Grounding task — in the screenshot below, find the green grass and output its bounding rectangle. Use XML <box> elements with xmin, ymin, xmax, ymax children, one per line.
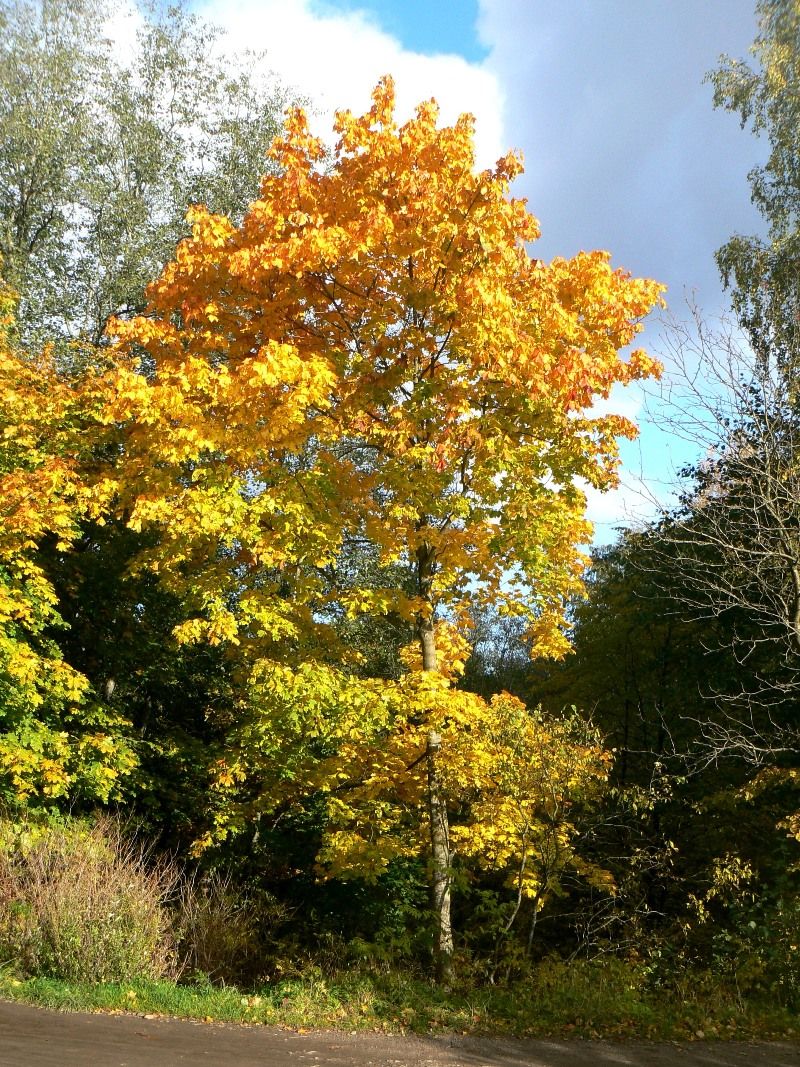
<box><xmin>0</xmin><ymin>960</ymin><xmax>797</xmax><ymax>1041</ymax></box>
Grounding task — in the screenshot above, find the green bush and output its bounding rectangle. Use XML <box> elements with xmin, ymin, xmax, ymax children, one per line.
<box><xmin>0</xmin><ymin>816</ymin><xmax>177</xmax><ymax>982</ymax></box>
<box><xmin>710</xmin><ymin>892</ymin><xmax>800</xmax><ymax>1007</ymax></box>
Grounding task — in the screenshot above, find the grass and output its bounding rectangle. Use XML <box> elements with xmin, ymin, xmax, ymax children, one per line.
<box><xmin>0</xmin><ymin>960</ymin><xmax>797</xmax><ymax>1042</ymax></box>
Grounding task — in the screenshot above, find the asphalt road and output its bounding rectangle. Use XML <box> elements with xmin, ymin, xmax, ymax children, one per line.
<box><xmin>1</xmin><ymin>1000</ymin><xmax>799</xmax><ymax>1067</ymax></box>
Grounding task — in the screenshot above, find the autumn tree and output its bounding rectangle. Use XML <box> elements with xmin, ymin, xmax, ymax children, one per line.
<box><xmin>0</xmin><ymin>0</ymin><xmax>301</xmax><ymax>834</ymax></box>
<box><xmin>0</xmin><ymin>279</ymin><xmax>136</xmax><ymax>804</ymax></box>
<box><xmin>102</xmin><ymin>79</ymin><xmax>663</xmax><ymax>980</ymax></box>
<box><xmin>203</xmin><ymin>657</ymin><xmax>613</xmax><ymax>970</ymax></box>
<box><xmin>0</xmin><ymin>279</ymin><xmax>238</xmax><ymax>832</ymax></box>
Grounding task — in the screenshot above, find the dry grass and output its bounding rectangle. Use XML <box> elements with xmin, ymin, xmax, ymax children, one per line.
<box><xmin>174</xmin><ymin>870</ymin><xmax>263</xmax><ymax>983</ymax></box>
<box><xmin>0</xmin><ymin>816</ymin><xmax>178</xmax><ymax>982</ymax></box>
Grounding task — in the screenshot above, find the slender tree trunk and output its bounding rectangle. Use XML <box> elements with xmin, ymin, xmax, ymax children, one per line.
<box><xmin>527</xmin><ymin>899</ymin><xmax>541</xmax><ymax>956</ymax></box>
<box><xmin>417</xmin><ymin>545</ymin><xmax>454</xmax><ymax>984</ymax></box>
<box><xmin>426</xmin><ymin>724</ymin><xmax>454</xmax><ymax>983</ymax></box>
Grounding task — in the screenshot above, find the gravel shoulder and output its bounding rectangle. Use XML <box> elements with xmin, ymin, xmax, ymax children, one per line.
<box><xmin>1</xmin><ymin>999</ymin><xmax>799</xmax><ymax>1067</ymax></box>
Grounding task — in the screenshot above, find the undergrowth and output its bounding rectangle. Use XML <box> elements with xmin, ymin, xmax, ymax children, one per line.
<box><xmin>0</xmin><ymin>815</ymin><xmax>796</xmax><ymax>1042</ymax></box>
<box><xmin>0</xmin><ymin>958</ymin><xmax>796</xmax><ymax>1042</ymax></box>
<box><xmin>0</xmin><ymin>816</ymin><xmax>177</xmax><ymax>982</ymax></box>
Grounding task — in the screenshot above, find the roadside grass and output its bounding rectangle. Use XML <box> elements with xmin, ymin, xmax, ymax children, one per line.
<box><xmin>0</xmin><ymin>961</ymin><xmax>796</xmax><ymax>1041</ymax></box>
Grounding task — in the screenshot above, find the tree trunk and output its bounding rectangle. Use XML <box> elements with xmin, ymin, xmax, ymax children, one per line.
<box><xmin>426</xmin><ymin>725</ymin><xmax>454</xmax><ymax>984</ymax></box>
<box><xmin>416</xmin><ymin>544</ymin><xmax>454</xmax><ymax>984</ymax></box>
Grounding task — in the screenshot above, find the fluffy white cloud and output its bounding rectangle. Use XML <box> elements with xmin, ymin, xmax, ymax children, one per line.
<box><xmin>195</xmin><ymin>0</ymin><xmax>506</xmax><ymax>168</ymax></box>
<box><xmin>475</xmin><ymin>0</ymin><xmax>768</xmax><ymax>533</ymax></box>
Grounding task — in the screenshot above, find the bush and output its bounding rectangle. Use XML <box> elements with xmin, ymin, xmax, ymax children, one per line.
<box><xmin>173</xmin><ymin>871</ymin><xmax>281</xmax><ymax>984</ymax></box>
<box><xmin>0</xmin><ymin>816</ymin><xmax>177</xmax><ymax>982</ymax></box>
<box><xmin>710</xmin><ymin>892</ymin><xmax>800</xmax><ymax>1007</ymax></box>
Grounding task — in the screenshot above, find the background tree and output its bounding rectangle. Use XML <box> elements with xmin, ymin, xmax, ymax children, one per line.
<box><xmin>534</xmin><ymin>534</ymin><xmax>704</xmax><ymax>786</ymax></box>
<box><xmin>562</xmin><ymin>4</ymin><xmax>800</xmax><ymax>963</ymax></box>
<box><xmin>0</xmin><ymin>279</ymin><xmax>136</xmax><ymax>804</ymax></box>
<box><xmin>636</xmin><ymin>1</ymin><xmax>800</xmax><ymax>770</ymax></box>
<box><xmin>530</xmin><ymin>527</ymin><xmax>792</xmax><ymax>963</ymax></box>
<box><xmin>0</xmin><ymin>0</ymin><xmax>293</xmax><ymax>346</ymax></box>
<box><xmin>0</xmin><ymin>0</ymin><xmax>296</xmax><ymax>836</ymax></box>
<box><xmin>650</xmin><ymin>314</ymin><xmax>800</xmax><ymax>761</ymax></box>
<box><xmin>710</xmin><ymin>0</ymin><xmax>800</xmax><ymax>375</ymax></box>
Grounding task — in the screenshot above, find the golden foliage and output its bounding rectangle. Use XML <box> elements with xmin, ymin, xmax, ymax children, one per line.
<box><xmin>1</xmin><ymin>79</ymin><xmax>662</xmax><ymax>874</ymax></box>
<box><xmin>101</xmin><ymin>76</ymin><xmax>663</xmax><ymax>659</ymax></box>
<box><xmin>94</xmin><ymin>79</ymin><xmax>661</xmax><ymax>896</ymax></box>
<box><xmin>203</xmin><ymin>651</ymin><xmax>611</xmax><ymax>906</ymax></box>
<box><xmin>0</xmin><ymin>279</ymin><xmax>135</xmax><ymax>803</ymax></box>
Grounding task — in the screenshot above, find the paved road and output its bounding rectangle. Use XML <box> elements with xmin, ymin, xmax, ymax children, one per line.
<box><xmin>1</xmin><ymin>1000</ymin><xmax>798</xmax><ymax>1067</ymax></box>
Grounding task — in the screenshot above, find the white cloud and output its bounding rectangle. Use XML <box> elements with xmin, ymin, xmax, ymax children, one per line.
<box><xmin>582</xmin><ymin>476</ymin><xmax>664</xmax><ymax>545</ymax></box>
<box><xmin>475</xmin><ymin>0</ymin><xmax>763</xmax><ymax>304</ymax></box>
<box><xmin>474</xmin><ymin>0</ymin><xmax>765</xmax><ymax>538</ymax></box>
<box><xmin>195</xmin><ymin>0</ymin><xmax>506</xmax><ymax>169</ymax></box>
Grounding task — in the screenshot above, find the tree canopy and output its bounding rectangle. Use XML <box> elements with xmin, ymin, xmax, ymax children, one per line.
<box><xmin>710</xmin><ymin>0</ymin><xmax>800</xmax><ymax>373</ymax></box>
<box><xmin>0</xmin><ymin>0</ymin><xmax>292</xmax><ymax>346</ymax></box>
<box><xmin>0</xmin><ymin>8</ymin><xmax>675</xmax><ymax>981</ymax></box>
<box><xmin>97</xmin><ymin>77</ymin><xmax>662</xmax><ymax>978</ymax></box>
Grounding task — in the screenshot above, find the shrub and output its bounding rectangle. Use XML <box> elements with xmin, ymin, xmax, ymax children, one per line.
<box><xmin>0</xmin><ymin>815</ymin><xmax>177</xmax><ymax>982</ymax></box>
<box><xmin>710</xmin><ymin>892</ymin><xmax>800</xmax><ymax>1007</ymax></box>
<box><xmin>173</xmin><ymin>870</ymin><xmax>266</xmax><ymax>984</ymax></box>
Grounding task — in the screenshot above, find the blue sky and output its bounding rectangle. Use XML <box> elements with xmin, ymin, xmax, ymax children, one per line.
<box><xmin>192</xmin><ymin>0</ymin><xmax>766</xmax><ymax>538</ymax></box>
<box><xmin>312</xmin><ymin>0</ymin><xmax>488</xmax><ymax>61</ymax></box>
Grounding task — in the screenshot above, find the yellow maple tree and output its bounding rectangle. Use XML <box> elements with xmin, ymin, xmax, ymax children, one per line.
<box><xmin>0</xmin><ymin>280</ymin><xmax>135</xmax><ymax>803</ymax></box>
<box><xmin>102</xmin><ymin>78</ymin><xmax>663</xmax><ymax>979</ymax></box>
<box><xmin>200</xmin><ymin>637</ymin><xmax>612</xmax><ymax>977</ymax></box>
